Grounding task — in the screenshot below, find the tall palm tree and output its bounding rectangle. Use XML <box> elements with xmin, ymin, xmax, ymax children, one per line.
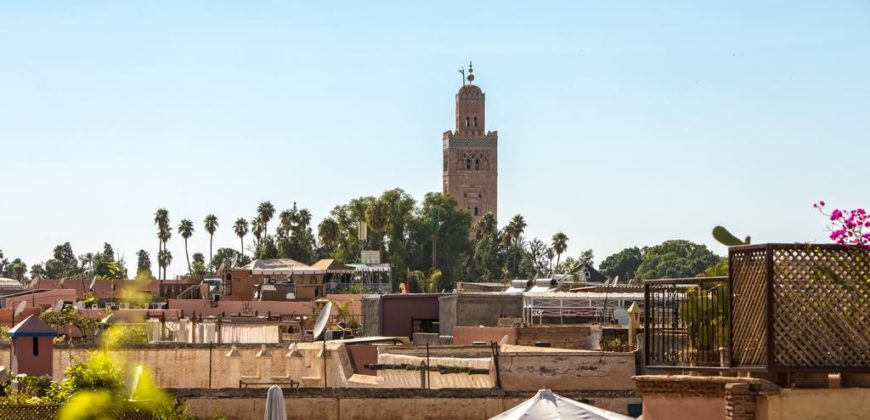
<box><xmin>551</xmin><ymin>232</ymin><xmax>569</xmax><ymax>273</ymax></box>
<box><xmin>203</xmin><ymin>214</ymin><xmax>218</xmax><ymax>265</ymax></box>
<box><xmin>251</xmin><ymin>216</ymin><xmax>264</xmax><ymax>247</ymax></box>
<box><xmin>178</xmin><ymin>219</ymin><xmax>194</xmax><ymax>274</ymax></box>
<box><xmin>507</xmin><ymin>215</ymin><xmax>527</xmax><ymax>245</ymax></box>
<box><xmin>158</xmin><ymin>228</ymin><xmax>171</xmax><ymax>279</ymax></box>
<box><xmin>297</xmin><ymin>208</ymin><xmax>312</xmax><ymax>228</ymax></box>
<box><xmin>278</xmin><ymin>209</ymin><xmax>295</xmax><ymax>236</ymax></box>
<box><xmin>158</xmin><ymin>250</ymin><xmax>173</xmax><ymax>280</ymax></box>
<box><xmin>257</xmin><ymin>201</ymin><xmax>276</xmax><ymax>235</ymax></box>
<box><xmin>233</xmin><ymin>218</ymin><xmax>249</xmax><ymax>256</ymax></box>
<box><xmin>318</xmin><ymin>218</ymin><xmax>339</xmax><ymax>252</ymax></box>
<box><xmin>154</xmin><ymin>208</ymin><xmax>169</xmax><ymax>279</ymax></box>
<box><xmin>365</xmin><ymin>199</ymin><xmax>390</xmax><ymax>253</ymax></box>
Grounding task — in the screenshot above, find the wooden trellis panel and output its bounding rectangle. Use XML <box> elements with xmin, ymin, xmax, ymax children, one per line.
<box><xmin>729</xmin><ymin>247</ymin><xmax>768</xmax><ymax>368</ymax></box>
<box><xmin>730</xmin><ymin>244</ymin><xmax>870</xmax><ymax>372</ymax></box>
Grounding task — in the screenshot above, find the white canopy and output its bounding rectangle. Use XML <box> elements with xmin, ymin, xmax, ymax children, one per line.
<box><xmin>490</xmin><ymin>389</ymin><xmax>634</xmax><ymax>420</ymax></box>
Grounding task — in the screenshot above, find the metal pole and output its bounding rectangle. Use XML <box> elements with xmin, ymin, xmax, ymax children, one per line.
<box><xmin>426</xmin><ymin>342</ymin><xmax>431</xmax><ymax>389</ymax></box>
<box><xmin>432</xmin><ymin>234</ymin><xmax>437</xmax><ymax>270</ymax></box>
<box><xmin>208</xmin><ymin>341</ymin><xmax>213</xmax><ymax>388</ymax></box>
<box><xmin>323</xmin><ymin>338</ymin><xmax>328</xmax><ymax>389</ymax></box>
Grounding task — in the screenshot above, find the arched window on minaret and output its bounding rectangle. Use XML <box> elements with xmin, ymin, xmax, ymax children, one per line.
<box><xmin>465</xmin><ymin>158</ymin><xmax>472</xmax><ymax>170</ymax></box>
<box><xmin>473</xmin><ymin>116</ymin><xmax>478</xmax><ymax>127</ymax></box>
<box><xmin>465</xmin><ymin>117</ymin><xmax>470</xmax><ymax>127</ymax></box>
<box><xmin>474</xmin><ymin>159</ymin><xmax>480</xmax><ymax>170</ymax></box>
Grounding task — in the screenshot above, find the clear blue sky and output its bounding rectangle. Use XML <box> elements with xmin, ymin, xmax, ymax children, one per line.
<box><xmin>2</xmin><ymin>1</ymin><xmax>869</xmax><ymax>277</ymax></box>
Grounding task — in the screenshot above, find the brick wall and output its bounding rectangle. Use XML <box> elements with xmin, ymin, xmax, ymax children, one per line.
<box><xmin>516</xmin><ymin>325</ymin><xmax>590</xmax><ymax>349</ymax></box>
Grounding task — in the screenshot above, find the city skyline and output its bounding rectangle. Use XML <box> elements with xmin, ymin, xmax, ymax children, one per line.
<box><xmin>2</xmin><ymin>1</ymin><xmax>869</xmax><ymax>277</ymax></box>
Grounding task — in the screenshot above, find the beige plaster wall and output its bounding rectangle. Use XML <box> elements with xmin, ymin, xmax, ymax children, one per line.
<box><xmin>498</xmin><ymin>347</ymin><xmax>636</xmax><ymax>391</ymax></box>
<box><xmin>757</xmin><ymin>388</ymin><xmax>870</xmax><ymax>420</ymax></box>
<box><xmin>183</xmin><ymin>394</ymin><xmax>638</xmax><ymax>420</ymax></box>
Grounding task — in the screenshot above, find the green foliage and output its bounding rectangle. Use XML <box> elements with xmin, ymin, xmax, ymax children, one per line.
<box><xmin>599</xmin><ymin>247</ymin><xmax>643</xmax><ymax>282</ymax></box>
<box><xmin>678</xmin><ymin>284</ymin><xmax>730</xmax><ymax>350</ymax></box>
<box><xmin>635</xmin><ymin>240</ymin><xmax>722</xmax><ymax>280</ymax></box>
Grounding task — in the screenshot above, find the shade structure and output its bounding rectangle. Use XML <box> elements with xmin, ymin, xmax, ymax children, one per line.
<box><xmin>264</xmin><ymin>385</ymin><xmax>287</xmax><ymax>420</ymax></box>
<box><xmin>490</xmin><ymin>389</ymin><xmax>634</xmax><ymax>420</ymax></box>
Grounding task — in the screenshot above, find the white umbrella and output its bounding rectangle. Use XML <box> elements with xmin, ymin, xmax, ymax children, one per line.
<box><xmin>264</xmin><ymin>385</ymin><xmax>287</xmax><ymax>420</ymax></box>
<box><xmin>490</xmin><ymin>389</ymin><xmax>634</xmax><ymax>420</ymax></box>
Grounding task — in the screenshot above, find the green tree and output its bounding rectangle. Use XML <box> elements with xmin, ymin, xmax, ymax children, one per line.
<box><xmin>551</xmin><ymin>232</ymin><xmax>569</xmax><ymax>271</ymax></box>
<box><xmin>30</xmin><ymin>263</ymin><xmax>47</xmax><ymax>279</ymax></box>
<box><xmin>635</xmin><ymin>240</ymin><xmax>722</xmax><ymax>280</ymax></box>
<box><xmin>365</xmin><ymin>198</ymin><xmax>390</xmax><ymax>254</ymax></box>
<box><xmin>178</xmin><ymin>219</ymin><xmax>194</xmax><ymax>274</ymax></box>
<box><xmin>468</xmin><ymin>213</ymin><xmax>502</xmax><ymax>282</ymax></box>
<box><xmin>409</xmin><ymin>192</ymin><xmax>472</xmax><ymax>291</ymax></box>
<box><xmin>191</xmin><ymin>253</ymin><xmax>208</xmax><ymax>277</ymax></box>
<box><xmin>212</xmin><ymin>248</ymin><xmax>250</xmax><ymax>270</ymax></box>
<box><xmin>257</xmin><ymin>201</ymin><xmax>276</xmax><ymax>235</ymax></box>
<box><xmin>154</xmin><ymin>208</ymin><xmax>170</xmax><ymax>280</ymax></box>
<box><xmin>251</xmin><ymin>216</ymin><xmax>265</xmax><ymax>248</ymax></box>
<box><xmin>157</xmin><ymin>250</ymin><xmax>173</xmax><ymax>280</ymax></box>
<box><xmin>9</xmin><ymin>258</ymin><xmax>27</xmax><ymax>282</ymax></box>
<box><xmin>233</xmin><ymin>218</ymin><xmax>249</xmax><ymax>257</ymax></box>
<box><xmin>136</xmin><ymin>250</ymin><xmax>151</xmax><ymax>272</ymax></box>
<box><xmin>599</xmin><ymin>247</ymin><xmax>643</xmax><ymax>282</ymax></box>
<box><xmin>203</xmin><ymin>214</ymin><xmax>219</xmax><ymax>265</ymax></box>
<box><xmin>318</xmin><ymin>217</ymin><xmax>339</xmax><ymax>254</ymax></box>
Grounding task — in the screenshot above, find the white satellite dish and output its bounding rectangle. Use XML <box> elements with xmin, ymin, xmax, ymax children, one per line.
<box><xmin>313</xmin><ymin>301</ymin><xmax>333</xmax><ymax>341</ymax></box>
<box><xmin>44</xmin><ymin>307</ymin><xmax>53</xmax><ymax>314</ymax></box>
<box><xmin>58</xmin><ymin>278</ymin><xmax>65</xmax><ymax>288</ymax></box>
<box><xmin>498</xmin><ymin>334</ymin><xmax>510</xmax><ymax>346</ymax></box>
<box><xmin>89</xmin><ymin>276</ymin><xmax>97</xmax><ymax>291</ymax></box>
<box><xmin>613</xmin><ymin>308</ymin><xmax>630</xmax><ymax>326</ymax></box>
<box><xmin>14</xmin><ymin>301</ymin><xmax>27</xmax><ymax>317</ymax></box>
<box><xmin>54</xmin><ymin>300</ymin><xmax>65</xmax><ymax>312</ymax></box>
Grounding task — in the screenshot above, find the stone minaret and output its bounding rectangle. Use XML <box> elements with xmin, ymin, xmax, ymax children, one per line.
<box><xmin>442</xmin><ymin>62</ymin><xmax>498</xmax><ymax>223</ymax></box>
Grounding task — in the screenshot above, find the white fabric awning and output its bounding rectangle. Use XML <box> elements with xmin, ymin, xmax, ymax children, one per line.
<box><xmin>490</xmin><ymin>389</ymin><xmax>634</xmax><ymax>420</ymax></box>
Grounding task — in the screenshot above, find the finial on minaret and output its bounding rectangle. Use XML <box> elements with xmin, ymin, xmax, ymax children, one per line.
<box><xmin>467</xmin><ymin>61</ymin><xmax>475</xmax><ymax>83</ymax></box>
<box><xmin>458</xmin><ymin>66</ymin><xmax>466</xmax><ymax>86</ymax></box>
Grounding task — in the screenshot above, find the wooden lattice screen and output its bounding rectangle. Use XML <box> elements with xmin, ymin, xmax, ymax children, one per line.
<box><xmin>729</xmin><ymin>244</ymin><xmax>870</xmax><ymax>372</ymax></box>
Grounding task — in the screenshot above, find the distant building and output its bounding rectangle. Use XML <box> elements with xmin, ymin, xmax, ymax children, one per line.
<box><xmin>442</xmin><ymin>62</ymin><xmax>498</xmax><ymax>222</ymax></box>
<box><xmin>227</xmin><ymin>259</ymin><xmax>325</xmax><ymax>301</ymax></box>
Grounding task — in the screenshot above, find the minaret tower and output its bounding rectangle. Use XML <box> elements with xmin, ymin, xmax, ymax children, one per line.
<box><xmin>442</xmin><ymin>62</ymin><xmax>498</xmax><ymax>223</ymax></box>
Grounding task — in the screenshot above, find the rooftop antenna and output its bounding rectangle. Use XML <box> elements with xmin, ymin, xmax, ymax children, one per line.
<box><xmin>312</xmin><ymin>300</ymin><xmax>333</xmax><ymax>389</ymax></box>
<box><xmin>458</xmin><ymin>66</ymin><xmax>466</xmax><ymax>86</ymax></box>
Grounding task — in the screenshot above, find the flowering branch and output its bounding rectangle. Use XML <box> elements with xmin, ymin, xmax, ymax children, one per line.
<box><xmin>814</xmin><ymin>201</ymin><xmax>870</xmax><ymax>249</ymax></box>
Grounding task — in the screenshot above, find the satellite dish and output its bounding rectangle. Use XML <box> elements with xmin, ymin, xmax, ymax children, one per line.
<box><xmin>313</xmin><ymin>301</ymin><xmax>333</xmax><ymax>341</ymax></box>
<box><xmin>14</xmin><ymin>301</ymin><xmax>27</xmax><ymax>317</ymax></box>
<box><xmin>89</xmin><ymin>276</ymin><xmax>97</xmax><ymax>291</ymax></box>
<box><xmin>44</xmin><ymin>307</ymin><xmax>53</xmax><ymax>314</ymax></box>
<box><xmin>58</xmin><ymin>278</ymin><xmax>65</xmax><ymax>288</ymax></box>
<box><xmin>498</xmin><ymin>335</ymin><xmax>509</xmax><ymax>346</ymax></box>
<box><xmin>613</xmin><ymin>308</ymin><xmax>630</xmax><ymax>326</ymax></box>
<box><xmin>54</xmin><ymin>300</ymin><xmax>65</xmax><ymax>312</ymax></box>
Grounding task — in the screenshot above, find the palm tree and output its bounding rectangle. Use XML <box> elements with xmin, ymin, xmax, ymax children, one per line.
<box><xmin>178</xmin><ymin>219</ymin><xmax>194</xmax><ymax>274</ymax></box>
<box><xmin>365</xmin><ymin>199</ymin><xmax>390</xmax><ymax>253</ymax></box>
<box><xmin>233</xmin><ymin>218</ymin><xmax>249</xmax><ymax>256</ymax></box>
<box><xmin>297</xmin><ymin>208</ymin><xmax>312</xmax><ymax>228</ymax></box>
<box><xmin>507</xmin><ymin>215</ymin><xmax>527</xmax><ymax>245</ymax></box>
<box><xmin>203</xmin><ymin>214</ymin><xmax>219</xmax><ymax>265</ymax></box>
<box><xmin>158</xmin><ymin>250</ymin><xmax>173</xmax><ymax>280</ymax></box>
<box><xmin>278</xmin><ymin>209</ymin><xmax>296</xmax><ymax>236</ymax></box>
<box><xmin>318</xmin><ymin>218</ymin><xmax>339</xmax><ymax>252</ymax></box>
<box><xmin>154</xmin><ymin>208</ymin><xmax>169</xmax><ymax>279</ymax></box>
<box><xmin>257</xmin><ymin>201</ymin><xmax>276</xmax><ymax>235</ymax></box>
<box><xmin>158</xmin><ymin>228</ymin><xmax>171</xmax><ymax>280</ymax></box>
<box><xmin>251</xmin><ymin>216</ymin><xmax>264</xmax><ymax>247</ymax></box>
<box><xmin>551</xmin><ymin>232</ymin><xmax>569</xmax><ymax>272</ymax></box>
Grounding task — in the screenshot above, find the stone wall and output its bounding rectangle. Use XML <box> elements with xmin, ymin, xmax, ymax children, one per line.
<box><xmin>438</xmin><ymin>293</ymin><xmax>522</xmax><ymax>336</ymax></box>
<box><xmin>498</xmin><ymin>346</ymin><xmax>636</xmax><ymax>392</ymax></box>
<box><xmin>515</xmin><ymin>325</ymin><xmax>591</xmax><ymax>349</ymax></box>
<box><xmin>633</xmin><ymin>375</ymin><xmax>773</xmax><ymax>420</ymax></box>
<box><xmin>756</xmin><ymin>387</ymin><xmax>870</xmax><ymax>420</ymax></box>
<box><xmin>174</xmin><ymin>388</ymin><xmax>639</xmax><ymax>419</ymax></box>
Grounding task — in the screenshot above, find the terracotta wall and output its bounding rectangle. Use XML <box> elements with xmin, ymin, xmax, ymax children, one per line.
<box><xmin>380</xmin><ymin>295</ymin><xmax>441</xmax><ymax>338</ymax></box>
<box><xmin>167</xmin><ymin>299</ymin><xmax>314</xmax><ymax>317</ymax></box>
<box><xmin>453</xmin><ymin>326</ymin><xmax>517</xmax><ymax>345</ymax></box>
<box><xmin>757</xmin><ymin>388</ymin><xmax>870</xmax><ymax>420</ymax></box>
<box><xmin>11</xmin><ymin>336</ymin><xmax>54</xmax><ymax>377</ymax></box>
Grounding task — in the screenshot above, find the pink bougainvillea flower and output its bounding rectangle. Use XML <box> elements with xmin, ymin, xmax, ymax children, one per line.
<box><xmin>830</xmin><ymin>209</ymin><xmax>843</xmax><ymax>220</ymax></box>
